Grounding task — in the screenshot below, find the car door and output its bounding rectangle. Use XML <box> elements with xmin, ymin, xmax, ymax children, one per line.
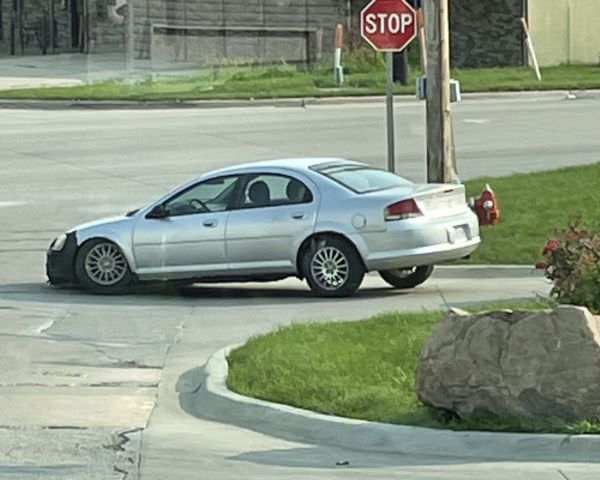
<box><xmin>132</xmin><ymin>175</ymin><xmax>241</xmax><ymax>279</ymax></box>
<box><xmin>226</xmin><ymin>173</ymin><xmax>318</xmax><ymax>273</ymax></box>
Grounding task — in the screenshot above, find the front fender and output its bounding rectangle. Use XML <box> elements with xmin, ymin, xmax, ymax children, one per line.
<box><xmin>75</xmin><ymin>227</ymin><xmax>137</xmax><ymax>272</ymax></box>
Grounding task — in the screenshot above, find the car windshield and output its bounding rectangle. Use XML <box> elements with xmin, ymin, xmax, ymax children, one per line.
<box><xmin>312</xmin><ymin>164</ymin><xmax>413</xmax><ymax>193</ymax></box>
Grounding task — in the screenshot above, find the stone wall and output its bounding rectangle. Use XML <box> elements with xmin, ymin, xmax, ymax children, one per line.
<box><xmin>0</xmin><ymin>0</ymin><xmax>71</xmax><ymax>55</ymax></box>
<box><xmin>88</xmin><ymin>0</ymin><xmax>126</xmax><ymax>53</ymax></box>
<box><xmin>450</xmin><ymin>0</ymin><xmax>524</xmax><ymax>68</ymax></box>
<box><xmin>351</xmin><ymin>0</ymin><xmax>525</xmax><ymax>68</ymax></box>
<box><xmin>0</xmin><ymin>0</ymin><xmax>125</xmax><ymax>56</ymax></box>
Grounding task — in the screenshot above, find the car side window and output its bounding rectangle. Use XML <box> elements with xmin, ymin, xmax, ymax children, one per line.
<box><xmin>241</xmin><ymin>174</ymin><xmax>313</xmax><ymax>209</ymax></box>
<box><xmin>164</xmin><ymin>176</ymin><xmax>239</xmax><ymax>217</ymax></box>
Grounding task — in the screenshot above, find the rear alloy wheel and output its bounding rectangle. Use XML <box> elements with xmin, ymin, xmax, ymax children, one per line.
<box><xmin>379</xmin><ymin>265</ymin><xmax>434</xmax><ymax>289</ymax></box>
<box><xmin>303</xmin><ymin>237</ymin><xmax>364</xmax><ymax>297</ymax></box>
<box><xmin>75</xmin><ymin>239</ymin><xmax>133</xmax><ymax>294</ymax></box>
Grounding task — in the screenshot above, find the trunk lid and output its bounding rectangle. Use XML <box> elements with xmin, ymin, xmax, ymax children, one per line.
<box><xmin>413</xmin><ymin>184</ymin><xmax>468</xmax><ymax>218</ymax></box>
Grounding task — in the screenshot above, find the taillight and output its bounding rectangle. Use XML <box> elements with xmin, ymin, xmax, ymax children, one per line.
<box><xmin>384</xmin><ymin>199</ymin><xmax>423</xmax><ymax>221</ymax></box>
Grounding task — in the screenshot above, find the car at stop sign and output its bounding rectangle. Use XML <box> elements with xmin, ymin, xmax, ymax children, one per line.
<box><xmin>46</xmin><ymin>158</ymin><xmax>479</xmax><ymax>297</ymax></box>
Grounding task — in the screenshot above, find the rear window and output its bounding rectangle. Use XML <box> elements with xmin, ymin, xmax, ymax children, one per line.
<box><xmin>312</xmin><ymin>164</ymin><xmax>412</xmax><ymax>193</ymax></box>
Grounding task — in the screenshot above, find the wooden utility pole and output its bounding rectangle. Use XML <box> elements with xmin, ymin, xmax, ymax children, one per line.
<box><xmin>424</xmin><ymin>0</ymin><xmax>456</xmax><ymax>183</ymax></box>
<box><xmin>49</xmin><ymin>0</ymin><xmax>56</xmax><ymax>54</ymax></box>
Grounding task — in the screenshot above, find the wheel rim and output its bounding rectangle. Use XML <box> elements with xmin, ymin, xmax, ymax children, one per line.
<box><xmin>84</xmin><ymin>243</ymin><xmax>128</xmax><ymax>286</ymax></box>
<box><xmin>310</xmin><ymin>246</ymin><xmax>350</xmax><ymax>291</ymax></box>
<box><xmin>389</xmin><ymin>267</ymin><xmax>417</xmax><ymax>279</ymax></box>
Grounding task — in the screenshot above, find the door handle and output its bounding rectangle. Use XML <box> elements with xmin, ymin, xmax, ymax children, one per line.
<box><xmin>203</xmin><ymin>219</ymin><xmax>217</xmax><ymax>228</ymax></box>
<box><xmin>292</xmin><ymin>212</ymin><xmax>306</xmax><ymax>220</ymax></box>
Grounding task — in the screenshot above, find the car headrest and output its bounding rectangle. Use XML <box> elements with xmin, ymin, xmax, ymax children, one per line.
<box><xmin>249</xmin><ymin>181</ymin><xmax>270</xmax><ymax>206</ymax></box>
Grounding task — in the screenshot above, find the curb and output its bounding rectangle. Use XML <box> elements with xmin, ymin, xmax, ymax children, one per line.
<box><xmin>1</xmin><ymin>89</ymin><xmax>598</xmax><ymax>110</ymax></box>
<box><xmin>181</xmin><ymin>346</ymin><xmax>600</xmax><ymax>462</ymax></box>
<box><xmin>433</xmin><ymin>265</ymin><xmax>546</xmax><ymax>279</ymax></box>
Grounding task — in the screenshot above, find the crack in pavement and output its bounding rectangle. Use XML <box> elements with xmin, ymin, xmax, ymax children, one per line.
<box><xmin>104</xmin><ymin>427</ymin><xmax>143</xmax><ymax>480</ymax></box>
<box><xmin>103</xmin><ymin>428</ymin><xmax>143</xmax><ymax>452</ymax></box>
<box><xmin>0</xmin><ymin>381</ymin><xmax>159</xmax><ymax>388</ymax></box>
<box><xmin>0</xmin><ymin>302</ymin><xmax>188</xmax><ymax>479</ymax></box>
<box><xmin>41</xmin><ymin>359</ymin><xmax>162</xmax><ymax>370</ymax></box>
<box><xmin>557</xmin><ymin>469</ymin><xmax>571</xmax><ymax>480</ymax></box>
<box><xmin>114</xmin><ymin>464</ymin><xmax>130</xmax><ymax>480</ymax></box>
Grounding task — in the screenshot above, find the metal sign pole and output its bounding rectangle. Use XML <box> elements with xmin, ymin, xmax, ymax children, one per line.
<box><xmin>360</xmin><ymin>0</ymin><xmax>416</xmax><ymax>175</ymax></box>
<box><xmin>386</xmin><ymin>51</ymin><xmax>396</xmax><ymax>173</ymax></box>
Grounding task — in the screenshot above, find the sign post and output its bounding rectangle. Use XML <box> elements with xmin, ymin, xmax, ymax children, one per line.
<box><xmin>361</xmin><ymin>0</ymin><xmax>417</xmax><ymax>173</ymax></box>
<box><xmin>385</xmin><ymin>52</ymin><xmax>395</xmax><ymax>172</ymax></box>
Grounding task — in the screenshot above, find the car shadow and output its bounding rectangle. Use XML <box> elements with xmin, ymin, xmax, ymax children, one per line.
<box><xmin>227</xmin><ymin>446</ymin><xmax>482</xmax><ymax>469</ymax></box>
<box><xmin>0</xmin><ymin>281</ymin><xmax>407</xmax><ymax>308</ymax></box>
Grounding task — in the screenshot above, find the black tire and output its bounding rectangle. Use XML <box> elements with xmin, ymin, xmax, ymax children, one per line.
<box><xmin>75</xmin><ymin>239</ymin><xmax>133</xmax><ymax>294</ymax></box>
<box><xmin>379</xmin><ymin>265</ymin><xmax>434</xmax><ymax>289</ymax></box>
<box><xmin>302</xmin><ymin>236</ymin><xmax>365</xmax><ymax>297</ymax></box>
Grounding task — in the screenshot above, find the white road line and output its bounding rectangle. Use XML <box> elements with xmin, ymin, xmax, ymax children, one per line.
<box><xmin>463</xmin><ymin>118</ymin><xmax>490</xmax><ymax>124</ymax></box>
<box><xmin>0</xmin><ymin>201</ymin><xmax>26</xmax><ymax>208</ymax></box>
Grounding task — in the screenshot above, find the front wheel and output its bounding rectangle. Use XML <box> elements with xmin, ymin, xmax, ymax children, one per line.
<box><xmin>379</xmin><ymin>265</ymin><xmax>434</xmax><ymax>289</ymax></box>
<box><xmin>75</xmin><ymin>239</ymin><xmax>133</xmax><ymax>294</ymax></box>
<box><xmin>303</xmin><ymin>237</ymin><xmax>364</xmax><ymax>297</ymax></box>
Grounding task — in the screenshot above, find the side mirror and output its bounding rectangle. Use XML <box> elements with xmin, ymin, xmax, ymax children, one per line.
<box><xmin>146</xmin><ymin>204</ymin><xmax>169</xmax><ymax>219</ymax></box>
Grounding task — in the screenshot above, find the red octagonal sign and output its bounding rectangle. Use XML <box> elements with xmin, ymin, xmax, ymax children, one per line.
<box><xmin>361</xmin><ymin>0</ymin><xmax>417</xmax><ymax>52</ymax></box>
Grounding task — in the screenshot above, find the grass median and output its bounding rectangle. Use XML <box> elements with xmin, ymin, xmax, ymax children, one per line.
<box><xmin>463</xmin><ymin>162</ymin><xmax>600</xmax><ymax>265</ymax></box>
<box><xmin>0</xmin><ymin>53</ymin><xmax>598</xmax><ymax>101</ymax></box>
<box><xmin>226</xmin><ymin>299</ymin><xmax>600</xmax><ymax>434</ymax></box>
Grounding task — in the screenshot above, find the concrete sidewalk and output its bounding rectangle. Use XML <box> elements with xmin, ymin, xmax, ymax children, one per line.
<box><xmin>0</xmin><ymin>51</ymin><xmax>201</xmax><ymax>89</ymax></box>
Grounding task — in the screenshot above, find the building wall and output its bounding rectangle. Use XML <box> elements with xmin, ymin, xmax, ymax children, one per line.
<box><xmin>130</xmin><ymin>0</ymin><xmax>344</xmax><ymax>63</ymax></box>
<box><xmin>88</xmin><ymin>0</ymin><xmax>126</xmax><ymax>53</ymax></box>
<box><xmin>529</xmin><ymin>0</ymin><xmax>600</xmax><ymax>66</ymax></box>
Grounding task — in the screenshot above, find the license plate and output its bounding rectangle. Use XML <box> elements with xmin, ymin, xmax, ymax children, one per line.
<box><xmin>447</xmin><ymin>224</ymin><xmax>469</xmax><ymax>244</ymax></box>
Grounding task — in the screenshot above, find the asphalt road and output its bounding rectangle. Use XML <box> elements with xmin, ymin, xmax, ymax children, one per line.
<box><xmin>0</xmin><ymin>96</ymin><xmax>598</xmax><ymax>479</ymax></box>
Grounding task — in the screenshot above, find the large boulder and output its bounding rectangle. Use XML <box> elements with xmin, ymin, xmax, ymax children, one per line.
<box><xmin>416</xmin><ymin>306</ymin><xmax>600</xmax><ymax>420</ymax></box>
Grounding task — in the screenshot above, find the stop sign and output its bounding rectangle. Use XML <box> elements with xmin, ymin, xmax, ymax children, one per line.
<box><xmin>361</xmin><ymin>0</ymin><xmax>417</xmax><ymax>51</ymax></box>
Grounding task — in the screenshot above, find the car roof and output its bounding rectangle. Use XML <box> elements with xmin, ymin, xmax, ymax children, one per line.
<box><xmin>206</xmin><ymin>158</ymin><xmax>364</xmax><ymax>177</ymax></box>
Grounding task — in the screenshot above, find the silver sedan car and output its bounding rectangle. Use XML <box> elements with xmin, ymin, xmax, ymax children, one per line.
<box><xmin>46</xmin><ymin>158</ymin><xmax>480</xmax><ymax>297</ymax></box>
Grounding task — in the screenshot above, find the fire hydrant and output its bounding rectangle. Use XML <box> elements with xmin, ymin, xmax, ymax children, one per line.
<box><xmin>469</xmin><ymin>184</ymin><xmax>500</xmax><ymax>226</ymax></box>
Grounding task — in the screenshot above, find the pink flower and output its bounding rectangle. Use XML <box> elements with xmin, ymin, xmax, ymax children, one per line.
<box><xmin>542</xmin><ymin>239</ymin><xmax>560</xmax><ymax>256</ymax></box>
<box><xmin>535</xmin><ymin>260</ymin><xmax>548</xmax><ymax>270</ymax></box>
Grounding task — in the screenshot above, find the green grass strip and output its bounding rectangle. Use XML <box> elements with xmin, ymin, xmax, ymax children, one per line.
<box><xmin>463</xmin><ymin>163</ymin><xmax>600</xmax><ymax>265</ymax></box>
<box><xmin>227</xmin><ymin>299</ymin><xmax>600</xmax><ymax>434</ymax></box>
<box><xmin>1</xmin><ymin>63</ymin><xmax>598</xmax><ymax>101</ymax></box>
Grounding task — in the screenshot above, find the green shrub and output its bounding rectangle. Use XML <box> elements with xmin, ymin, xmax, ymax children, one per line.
<box><xmin>342</xmin><ymin>46</ymin><xmax>385</xmax><ymax>74</ymax></box>
<box><xmin>537</xmin><ymin>221</ymin><xmax>600</xmax><ymax>313</ymax></box>
<box><xmin>256</xmin><ymin>64</ymin><xmax>297</xmax><ymax>79</ymax></box>
<box><xmin>313</xmin><ymin>77</ymin><xmax>338</xmax><ymax>88</ymax></box>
